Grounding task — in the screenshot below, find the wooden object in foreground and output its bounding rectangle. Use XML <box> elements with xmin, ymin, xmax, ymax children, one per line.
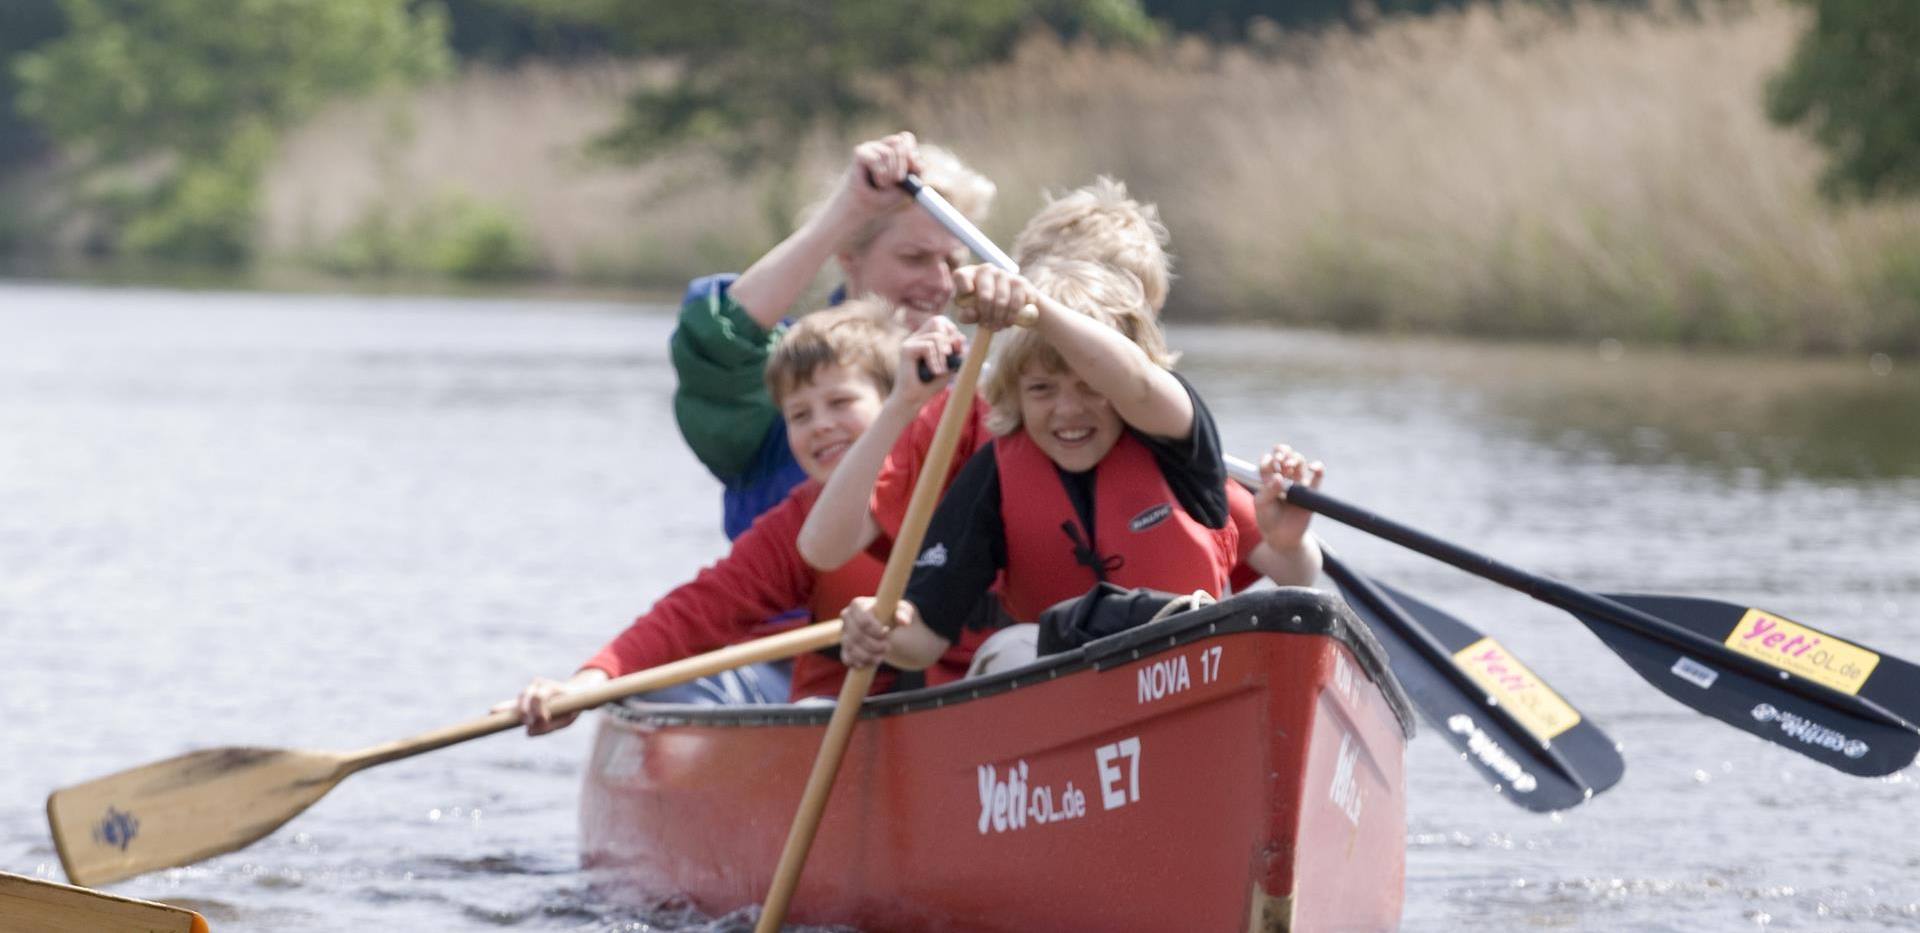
<box><xmin>48</xmin><ymin>620</ymin><xmax>844</xmax><ymax>887</ymax></box>
<box><xmin>755</xmin><ymin>319</ymin><xmax>1004</xmax><ymax>932</ymax></box>
<box><xmin>0</xmin><ymin>871</ymin><xmax>209</xmax><ymax>933</ymax></box>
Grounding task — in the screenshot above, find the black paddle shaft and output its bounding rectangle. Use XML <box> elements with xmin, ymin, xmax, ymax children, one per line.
<box><xmin>1284</xmin><ymin>483</ymin><xmax>1918</xmax><ymax>735</ymax></box>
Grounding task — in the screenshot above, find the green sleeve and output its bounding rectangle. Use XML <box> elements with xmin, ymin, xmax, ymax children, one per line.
<box><xmin>670</xmin><ymin>275</ymin><xmax>787</xmax><ymax>481</ymax></box>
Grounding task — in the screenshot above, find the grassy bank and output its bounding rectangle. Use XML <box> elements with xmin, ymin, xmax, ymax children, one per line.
<box><xmin>252</xmin><ymin>0</ymin><xmax>1920</xmax><ymax>353</ymax></box>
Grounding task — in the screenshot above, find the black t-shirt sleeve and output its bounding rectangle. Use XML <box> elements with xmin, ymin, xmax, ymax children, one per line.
<box><xmin>1129</xmin><ymin>371</ymin><xmax>1229</xmax><ymax>529</ymax></box>
<box><xmin>904</xmin><ymin>442</ymin><xmax>1007</xmax><ymax>642</ymax></box>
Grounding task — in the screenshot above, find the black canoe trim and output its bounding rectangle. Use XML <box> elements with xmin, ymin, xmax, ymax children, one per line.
<box><xmin>608</xmin><ymin>587</ymin><xmax>1417</xmax><ymax>738</ymax></box>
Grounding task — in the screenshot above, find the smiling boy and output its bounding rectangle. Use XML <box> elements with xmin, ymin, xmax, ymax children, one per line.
<box><xmin>838</xmin><ymin>259</ymin><xmax>1324</xmax><ymax>672</ymax></box>
<box><xmin>504</xmin><ymin>303</ymin><xmax>975</xmax><ymax>732</ymax></box>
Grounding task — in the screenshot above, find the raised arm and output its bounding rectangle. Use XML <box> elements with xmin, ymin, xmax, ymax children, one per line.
<box><xmin>729</xmin><ymin>132</ymin><xmax>923</xmax><ymax>328</ymax></box>
<box><xmin>954</xmin><ymin>264</ymin><xmax>1192</xmax><ymax>440</ymax></box>
<box><xmin>797</xmin><ymin>316</ymin><xmax>965</xmax><ymax>570</ymax></box>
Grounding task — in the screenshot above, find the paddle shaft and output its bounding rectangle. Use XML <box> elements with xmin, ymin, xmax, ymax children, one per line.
<box><xmin>342</xmin><ymin>620</ymin><xmax>844</xmax><ymax>773</ymax></box>
<box><xmin>757</xmin><ymin>317</ymin><xmax>1002</xmax><ymax>933</ymax></box>
<box><xmin>1222</xmin><ymin>455</ymin><xmax>1596</xmax><ymax>793</ymax></box>
<box><xmin>1277</xmin><ymin>481</ymin><xmax>1918</xmax><ymax>733</ymax></box>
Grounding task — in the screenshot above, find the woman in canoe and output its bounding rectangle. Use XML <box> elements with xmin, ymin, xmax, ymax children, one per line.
<box><xmin>672</xmin><ymin>131</ymin><xmax>994</xmax><ymax>540</ymax></box>
<box><xmin>838</xmin><ymin>258</ymin><xmax>1325</xmax><ymax>672</ymax></box>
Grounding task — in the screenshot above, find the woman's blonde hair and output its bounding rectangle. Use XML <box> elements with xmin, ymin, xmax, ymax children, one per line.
<box><xmin>841</xmin><ymin>144</ymin><xmax>996</xmax><ymax>256</ymax></box>
<box><xmin>765</xmin><ymin>296</ymin><xmax>902</xmax><ymax>406</ymax></box>
<box><xmin>983</xmin><ymin>259</ymin><xmax>1176</xmax><ymax>436</ymax></box>
<box><xmin>1011</xmin><ymin>176</ymin><xmax>1172</xmax><ymax>312</ymax></box>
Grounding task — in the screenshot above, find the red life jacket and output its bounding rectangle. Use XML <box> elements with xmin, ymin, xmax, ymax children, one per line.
<box><xmin>995</xmin><ymin>431</ymin><xmax>1237</xmax><ymax>622</ymax></box>
<box><xmin>787</xmin><ymin>485</ymin><xmax>989</xmax><ymax>700</ymax></box>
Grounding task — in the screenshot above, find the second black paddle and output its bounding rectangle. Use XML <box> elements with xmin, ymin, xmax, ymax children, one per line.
<box><xmin>1277</xmin><ymin>481</ymin><xmax>1920</xmax><ymax>777</ymax></box>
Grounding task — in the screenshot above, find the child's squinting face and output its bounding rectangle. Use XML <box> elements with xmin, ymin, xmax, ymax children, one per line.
<box><xmin>782</xmin><ymin>363</ymin><xmax>886</xmax><ymax>482</ymax></box>
<box><xmin>1017</xmin><ymin>362</ymin><xmax>1123</xmax><ymax>473</ymax></box>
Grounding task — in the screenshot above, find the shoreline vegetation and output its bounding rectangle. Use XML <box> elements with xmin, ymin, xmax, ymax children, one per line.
<box><xmin>9</xmin><ymin>1</ymin><xmax>1920</xmax><ymax>356</ymax></box>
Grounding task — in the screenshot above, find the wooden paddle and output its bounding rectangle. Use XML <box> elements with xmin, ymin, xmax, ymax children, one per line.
<box><xmin>755</xmin><ymin>175</ymin><xmax>1034</xmax><ymax>932</ymax></box>
<box><xmin>0</xmin><ymin>871</ymin><xmax>208</xmax><ymax>933</ymax></box>
<box><xmin>1223</xmin><ymin>455</ymin><xmax>1625</xmax><ymax>811</ymax></box>
<box><xmin>47</xmin><ymin>619</ymin><xmax>845</xmax><ymax>888</ymax></box>
<box><xmin>1270</xmin><ymin>479</ymin><xmax>1920</xmax><ymax>776</ymax></box>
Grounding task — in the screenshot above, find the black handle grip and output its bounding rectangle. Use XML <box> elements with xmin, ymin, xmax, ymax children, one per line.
<box><xmin>916</xmin><ymin>351</ymin><xmax>965</xmax><ymax>384</ymax></box>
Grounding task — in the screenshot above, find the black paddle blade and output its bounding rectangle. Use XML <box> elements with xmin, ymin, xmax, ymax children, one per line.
<box><xmin>1330</xmin><ymin>560</ymin><xmax>1622</xmax><ymax>812</ymax></box>
<box><xmin>1575</xmin><ymin>593</ymin><xmax>1920</xmax><ymax>777</ymax></box>
<box><xmin>1378</xmin><ymin>580</ymin><xmax>1627</xmax><ymax>795</ymax></box>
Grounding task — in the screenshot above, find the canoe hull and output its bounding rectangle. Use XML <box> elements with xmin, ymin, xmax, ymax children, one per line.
<box><xmin>581</xmin><ymin>588</ymin><xmax>1411</xmax><ymax>932</ymax></box>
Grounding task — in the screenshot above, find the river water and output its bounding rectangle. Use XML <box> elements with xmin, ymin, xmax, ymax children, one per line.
<box><xmin>2</xmin><ymin>281</ymin><xmax>1915</xmax><ymax>931</ymax></box>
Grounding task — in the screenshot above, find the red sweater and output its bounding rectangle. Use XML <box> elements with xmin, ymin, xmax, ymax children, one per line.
<box><xmin>582</xmin><ymin>481</ymin><xmax>844</xmax><ymax>691</ymax></box>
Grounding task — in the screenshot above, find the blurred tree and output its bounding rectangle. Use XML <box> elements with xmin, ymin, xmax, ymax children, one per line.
<box><xmin>0</xmin><ymin>0</ymin><xmax>66</xmax><ymax>170</ymax></box>
<box><xmin>1769</xmin><ymin>0</ymin><xmax>1920</xmax><ymax>200</ymax></box>
<box><xmin>436</xmin><ymin>0</ymin><xmax>611</xmax><ymax>64</ymax></box>
<box><xmin>1138</xmin><ymin>0</ymin><xmax>1659</xmax><ymax>39</ymax></box>
<box><xmin>516</xmin><ymin>0</ymin><xmax>1157</xmax><ymax>171</ymax></box>
<box><xmin>14</xmin><ymin>0</ymin><xmax>450</xmax><ymax>263</ymax></box>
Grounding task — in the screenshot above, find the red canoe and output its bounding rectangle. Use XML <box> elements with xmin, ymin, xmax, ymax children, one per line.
<box><xmin>580</xmin><ymin>588</ymin><xmax>1415</xmax><ymax>932</ymax></box>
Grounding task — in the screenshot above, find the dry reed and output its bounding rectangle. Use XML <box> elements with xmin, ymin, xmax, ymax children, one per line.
<box><xmin>260</xmin><ymin>0</ymin><xmax>1920</xmax><ymax>352</ymax></box>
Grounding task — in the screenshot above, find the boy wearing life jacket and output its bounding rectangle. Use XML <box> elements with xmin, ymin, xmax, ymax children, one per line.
<box><xmin>796</xmin><ymin>176</ymin><xmax>1175</xmax><ymax>574</ymax></box>
<box><xmin>673</xmin><ymin>132</ymin><xmax>994</xmax><ymax>540</ymax></box>
<box><xmin>838</xmin><ymin>259</ymin><xmax>1325</xmax><ymax>672</ymax></box>
<box><xmin>504</xmin><ymin>303</ymin><xmax>972</xmax><ymax>734</ymax></box>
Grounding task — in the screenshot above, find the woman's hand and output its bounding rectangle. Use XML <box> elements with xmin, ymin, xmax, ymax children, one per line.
<box><xmin>492</xmin><ymin>668</ymin><xmax>609</xmax><ymax>736</ymax></box>
<box><xmin>1256</xmin><ymin>443</ymin><xmax>1324</xmax><ymax>551</ymax></box>
<box><xmin>952</xmin><ymin>264</ymin><xmax>1038</xmax><ymax>331</ymax></box>
<box><xmin>829</xmin><ymin>131</ymin><xmax>921</xmax><ymax>221</ymax></box>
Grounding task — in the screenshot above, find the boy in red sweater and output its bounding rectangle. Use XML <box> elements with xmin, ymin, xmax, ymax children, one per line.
<box><xmin>503</xmin><ymin>301</ymin><xmax>967</xmax><ymax>733</ymax></box>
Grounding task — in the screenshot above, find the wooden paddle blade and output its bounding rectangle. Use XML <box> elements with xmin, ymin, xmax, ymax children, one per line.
<box><xmin>1573</xmin><ymin>599</ymin><xmax>1920</xmax><ymax>777</ymax></box>
<box><xmin>0</xmin><ymin>871</ymin><xmax>208</xmax><ymax>933</ymax></box>
<box><xmin>49</xmin><ymin>747</ymin><xmax>348</xmax><ymax>887</ymax></box>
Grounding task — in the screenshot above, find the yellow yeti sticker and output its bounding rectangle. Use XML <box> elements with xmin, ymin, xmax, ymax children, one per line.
<box><xmin>1453</xmin><ymin>638</ymin><xmax>1581</xmax><ymax>741</ymax></box>
<box><xmin>1724</xmin><ymin>609</ymin><xmax>1880</xmax><ymax>695</ymax></box>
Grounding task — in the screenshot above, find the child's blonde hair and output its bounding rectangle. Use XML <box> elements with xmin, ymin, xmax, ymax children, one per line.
<box><xmin>766</xmin><ymin>296</ymin><xmax>902</xmax><ymax>407</ymax></box>
<box><xmin>983</xmin><ymin>259</ymin><xmax>1176</xmax><ymax>436</ymax></box>
<box><xmin>1012</xmin><ymin>176</ymin><xmax>1172</xmax><ymax>312</ymax></box>
<box><xmin>843</xmin><ymin>144</ymin><xmax>996</xmax><ymax>256</ymax></box>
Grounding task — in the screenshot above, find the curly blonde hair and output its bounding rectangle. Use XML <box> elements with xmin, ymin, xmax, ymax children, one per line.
<box><xmin>982</xmin><ymin>259</ymin><xmax>1175</xmax><ymax>436</ymax></box>
<box><xmin>1012</xmin><ymin>176</ymin><xmax>1172</xmax><ymax>312</ymax></box>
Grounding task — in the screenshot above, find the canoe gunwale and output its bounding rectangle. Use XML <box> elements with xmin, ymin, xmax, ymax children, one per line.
<box><xmin>608</xmin><ymin>586</ymin><xmax>1418</xmax><ymax>738</ymax></box>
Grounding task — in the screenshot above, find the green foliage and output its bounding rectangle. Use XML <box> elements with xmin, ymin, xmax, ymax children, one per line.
<box><xmin>323</xmin><ymin>193</ymin><xmax>540</xmax><ymax>281</ymax></box>
<box><xmin>13</xmin><ymin>0</ymin><xmax>450</xmax><ymax>263</ymax></box>
<box><xmin>1769</xmin><ymin>1</ymin><xmax>1920</xmax><ymax>201</ymax></box>
<box><xmin>439</xmin><ymin>0</ymin><xmax>611</xmax><ymax>64</ymax></box>
<box><xmin>0</xmin><ymin>0</ymin><xmax>66</xmax><ymax>169</ymax></box>
<box><xmin>515</xmin><ymin>0</ymin><xmax>1156</xmax><ymax>171</ymax></box>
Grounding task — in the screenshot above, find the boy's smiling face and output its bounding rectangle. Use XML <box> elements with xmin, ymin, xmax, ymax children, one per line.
<box><xmin>1017</xmin><ymin>361</ymin><xmax>1123</xmax><ymax>474</ymax></box>
<box><xmin>781</xmin><ymin>363</ymin><xmax>885</xmax><ymax>482</ymax></box>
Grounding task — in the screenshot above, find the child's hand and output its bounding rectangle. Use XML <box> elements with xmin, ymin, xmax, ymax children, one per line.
<box><xmin>895</xmin><ymin>315</ymin><xmax>967</xmax><ymax>407</ymax></box>
<box><xmin>491</xmin><ymin>669</ymin><xmax>608</xmax><ymax>736</ymax></box>
<box><xmin>1256</xmin><ymin>443</ymin><xmax>1324</xmax><ymax>551</ymax></box>
<box><xmin>952</xmin><ymin>264</ymin><xmax>1038</xmax><ymax>331</ymax></box>
<box><xmin>841</xmin><ymin>597</ymin><xmax>885</xmax><ymax>669</ymax></box>
<box><xmin>831</xmin><ymin>131</ymin><xmax>920</xmax><ymax>219</ymax></box>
